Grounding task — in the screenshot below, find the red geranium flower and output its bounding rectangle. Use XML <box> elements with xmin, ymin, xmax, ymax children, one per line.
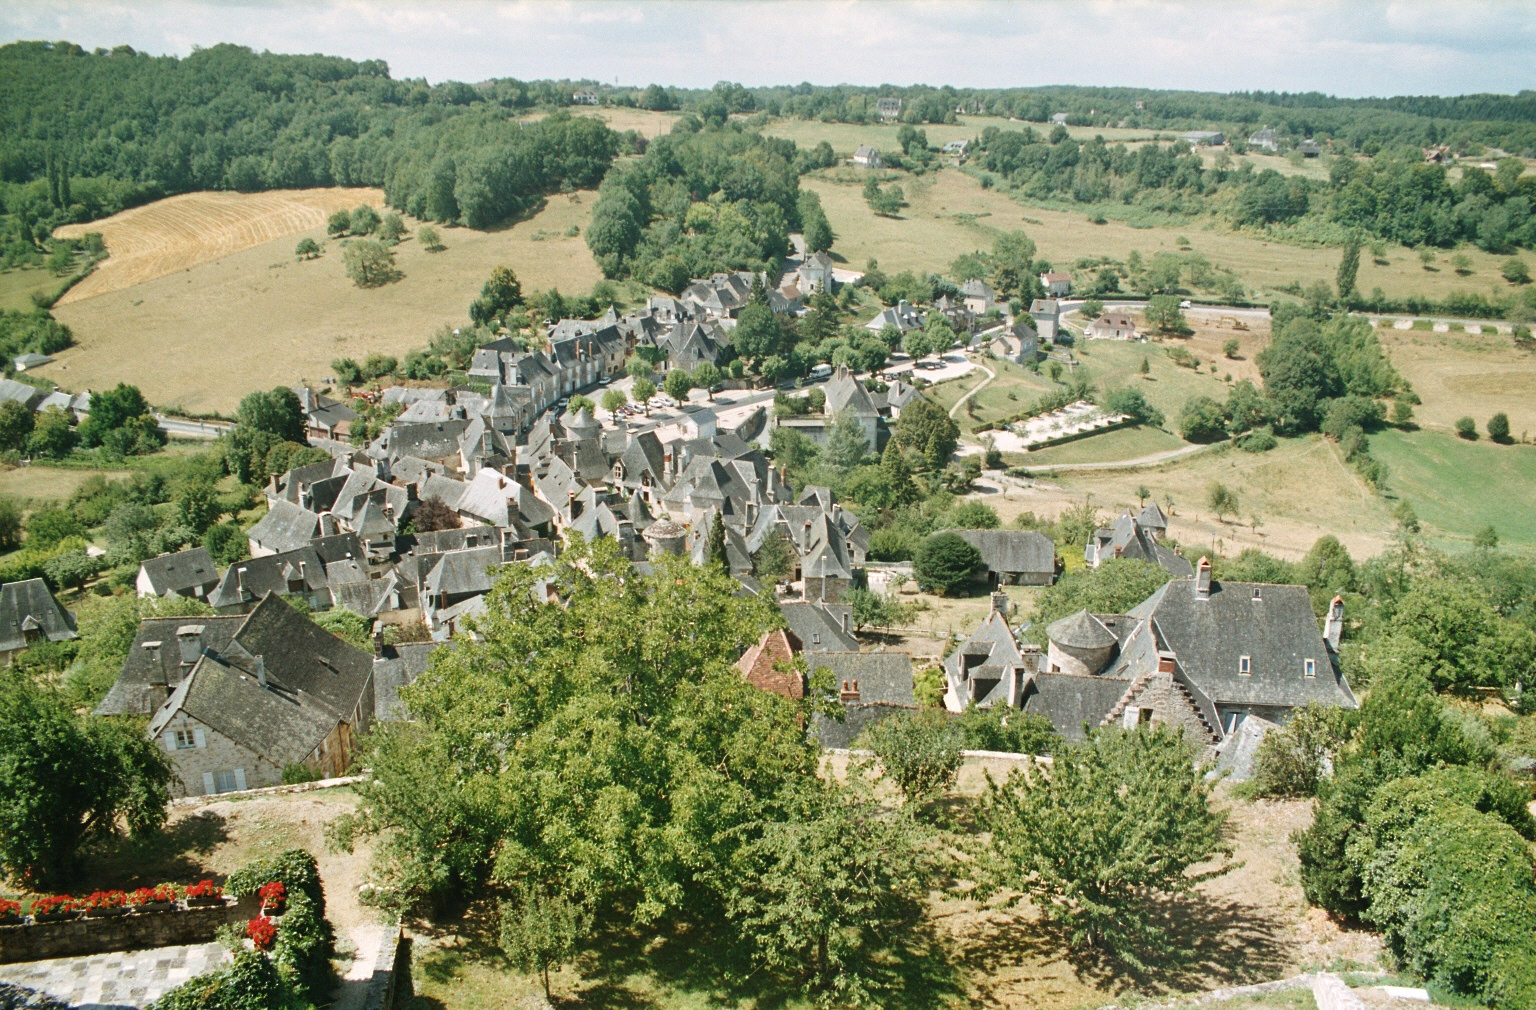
<box><xmin>82</xmin><ymin>890</ymin><xmax>128</xmax><ymax>910</ymax></box>
<box><xmin>258</xmin><ymin>881</ymin><xmax>286</xmax><ymax>904</ymax></box>
<box><xmin>247</xmin><ymin>915</ymin><xmax>277</xmax><ymax>951</ymax></box>
<box><xmin>31</xmin><ymin>895</ymin><xmax>76</xmax><ymax>916</ymax></box>
<box><xmin>185</xmin><ymin>880</ymin><xmax>222</xmax><ymax>899</ymax></box>
<box><xmin>0</xmin><ymin>898</ymin><xmax>20</xmax><ymax>917</ymax></box>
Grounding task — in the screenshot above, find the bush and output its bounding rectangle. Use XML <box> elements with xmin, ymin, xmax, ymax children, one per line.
<box><xmin>1488</xmin><ymin>412</ymin><xmax>1512</xmax><ymax>443</ymax></box>
<box><xmin>1249</xmin><ymin>703</ymin><xmax>1345</xmax><ymax>798</ymax></box>
<box><xmin>953</xmin><ymin>705</ymin><xmax>1059</xmax><ymax>755</ymax></box>
<box><xmin>1503</xmin><ymin>257</ymin><xmax>1531</xmax><ymax>284</ymax></box>
<box><xmin>1178</xmin><ymin>395</ymin><xmax>1228</xmax><ymax>442</ymax></box>
<box><xmin>1455</xmin><ymin>415</ymin><xmax>1478</xmax><ymax>439</ymax></box>
<box><xmin>224</xmin><ymin>850</ymin><xmax>332</xmax><ymax>1003</ymax></box>
<box><xmin>912</xmin><ymin>531</ymin><xmax>981</xmax><ymax>596</ymax></box>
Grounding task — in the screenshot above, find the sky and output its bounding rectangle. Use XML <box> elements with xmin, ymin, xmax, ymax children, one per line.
<box><xmin>3</xmin><ymin>1</ymin><xmax>1534</xmax><ymax>98</ymax></box>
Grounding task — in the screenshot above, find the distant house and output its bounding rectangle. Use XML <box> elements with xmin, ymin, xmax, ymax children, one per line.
<box><xmin>852</xmin><ymin>145</ymin><xmax>883</xmax><ymax>169</ymax></box>
<box><xmin>292</xmin><ymin>387</ymin><xmax>357</xmax><ymax>441</ymax></box>
<box><xmin>797</xmin><ymin>250</ymin><xmax>835</xmax><ymax>294</ymax></box>
<box><xmin>876</xmin><ymin>97</ymin><xmax>902</xmax><ymax>120</ymax></box>
<box><xmin>863</xmin><ymin>300</ymin><xmax>924</xmax><ymax>333</ymax></box>
<box><xmin>247</xmin><ymin>499</ymin><xmax>324</xmax><ymax>557</ymax></box>
<box><xmin>0</xmin><ymin>579</ymin><xmax>77</xmax><ymax>666</ymax></box>
<box><xmin>572</xmin><ymin>89</ymin><xmax>599</xmax><ymax>105</ymax></box>
<box><xmin>1180</xmin><ymin>130</ymin><xmax>1225</xmax><ymax>146</ymax></box>
<box><xmin>137</xmin><ymin>547</ymin><xmax>220</xmax><ymax>601</ymax></box>
<box><xmin>0</xmin><ymin>378</ymin><xmax>44</xmax><ymax>411</ymax></box>
<box><xmin>1029</xmin><ymin>298</ymin><xmax>1060</xmax><ymax>341</ymax></box>
<box><xmin>12</xmin><ymin>353</ymin><xmax>51</xmax><ymax>372</ymax></box>
<box><xmin>1085</xmin><ymin>310</ymin><xmax>1138</xmax><ymax>340</ymax></box>
<box><xmin>1039</xmin><ymin>272</ymin><xmax>1072</xmax><ymax>297</ymax></box>
<box><xmin>144</xmin><ymin>594</ymin><xmax>376</xmax><ymax>796</ymax></box>
<box><xmin>209</xmin><ymin>533</ymin><xmax>368</xmax><ymax>613</ymax></box>
<box><xmin>1050</xmin><ymin>113</ymin><xmax>1069</xmax><ymax>125</ymax></box>
<box><xmin>948</xmin><ymin>530</ymin><xmax>1057</xmax><ymax>587</ymax></box>
<box><xmin>1297</xmin><ymin>139</ymin><xmax>1323</xmax><ymax>158</ymax></box>
<box><xmin>1248</xmin><ymin>127</ymin><xmax>1279</xmax><ymax>152</ymax></box>
<box><xmin>1085</xmin><ymin>508</ymin><xmax>1192</xmax><ymax>578</ymax></box>
<box><xmin>960</xmin><ymin>279</ymin><xmax>998</xmax><ymax>315</ymax></box>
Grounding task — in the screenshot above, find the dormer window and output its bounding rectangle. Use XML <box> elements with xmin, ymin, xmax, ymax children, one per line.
<box><xmin>1239</xmin><ymin>655</ymin><xmax>1252</xmax><ymax>675</ymax></box>
<box><xmin>1251</xmin><ymin>587</ymin><xmax>1262</xmax><ymax>601</ymax></box>
<box><xmin>1304</xmin><ymin>658</ymin><xmax>1317</xmax><ymax>678</ymax></box>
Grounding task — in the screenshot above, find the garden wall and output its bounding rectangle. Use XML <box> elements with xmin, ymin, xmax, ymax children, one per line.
<box><xmin>0</xmin><ymin>897</ymin><xmax>256</xmax><ymax>964</ymax></box>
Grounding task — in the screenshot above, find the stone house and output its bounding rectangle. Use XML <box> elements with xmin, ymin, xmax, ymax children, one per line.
<box><xmin>1040</xmin><ymin>272</ymin><xmax>1072</xmax><ymax>297</ymax></box>
<box><xmin>1085</xmin><ymin>508</ymin><xmax>1192</xmax><ymax>577</ymax></box>
<box><xmin>1085</xmin><ymin>310</ymin><xmax>1138</xmax><ymax>340</ymax></box>
<box><xmin>852</xmin><ymin>145</ymin><xmax>883</xmax><ymax>169</ymax></box>
<box><xmin>948</xmin><ymin>530</ymin><xmax>1057</xmax><ymax>587</ymax></box>
<box><xmin>0</xmin><ymin>579</ymin><xmax>78</xmax><ymax>666</ymax></box>
<box><xmin>137</xmin><ymin>547</ymin><xmax>220</xmax><ymax>601</ymax></box>
<box><xmin>960</xmin><ymin>279</ymin><xmax>998</xmax><ymax>315</ymax></box>
<box><xmin>138</xmin><ymin>593</ymin><xmax>375</xmax><ymax>796</ymax></box>
<box><xmin>876</xmin><ymin>97</ymin><xmax>902</xmax><ymax>120</ymax></box>
<box><xmin>1029</xmin><ymin>298</ymin><xmax>1061</xmax><ymax>342</ymax></box>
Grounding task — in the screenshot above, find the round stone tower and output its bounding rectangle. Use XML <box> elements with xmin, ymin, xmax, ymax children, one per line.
<box><xmin>642</xmin><ymin>518</ymin><xmax>688</xmax><ymax>557</ymax></box>
<box><xmin>1046</xmin><ymin>609</ymin><xmax>1118</xmax><ymax>676</ymax></box>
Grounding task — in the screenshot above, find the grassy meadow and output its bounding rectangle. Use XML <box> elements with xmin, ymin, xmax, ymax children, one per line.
<box><xmin>1368</xmin><ymin>428</ymin><xmax>1536</xmax><ymax>546</ymax></box>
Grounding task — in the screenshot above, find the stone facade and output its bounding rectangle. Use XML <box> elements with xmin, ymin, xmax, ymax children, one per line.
<box><xmin>158</xmin><ymin>712</ymin><xmax>349</xmax><ymax>798</ymax></box>
<box><xmin>802</xmin><ymin>575</ymin><xmax>850</xmax><ymax>604</ymax></box>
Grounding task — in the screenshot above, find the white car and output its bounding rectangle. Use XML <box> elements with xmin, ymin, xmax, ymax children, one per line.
<box><xmin>1179</xmin><ymin>299</ymin><xmax>1193</xmax><ymax>309</ymax></box>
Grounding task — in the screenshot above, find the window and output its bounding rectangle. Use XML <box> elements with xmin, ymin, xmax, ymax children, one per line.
<box><xmin>174</xmin><ymin>729</ymin><xmax>197</xmax><ymax>750</ymax></box>
<box><xmin>1251</xmin><ymin>587</ymin><xmax>1262</xmax><ymax>600</ymax></box>
<box><xmin>213</xmin><ymin>770</ymin><xmax>239</xmax><ymax>793</ymax></box>
<box><xmin>1239</xmin><ymin>655</ymin><xmax>1252</xmax><ymax>675</ymax></box>
<box><xmin>1304</xmin><ymin>658</ymin><xmax>1317</xmax><ymax>678</ymax></box>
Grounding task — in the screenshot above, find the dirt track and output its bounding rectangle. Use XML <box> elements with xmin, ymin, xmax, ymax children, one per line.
<box><xmin>54</xmin><ymin>188</ymin><xmax>384</xmax><ymax>303</ymax></box>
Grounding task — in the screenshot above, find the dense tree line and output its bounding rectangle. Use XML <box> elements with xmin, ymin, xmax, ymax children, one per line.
<box><xmin>0</xmin><ymin>41</ymin><xmax>622</xmax><ymax>232</ymax></box>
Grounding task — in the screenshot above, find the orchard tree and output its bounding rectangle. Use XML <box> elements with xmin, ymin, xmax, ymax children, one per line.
<box><xmin>343</xmin><ymin>240</ymin><xmax>398</xmax><ymax>288</ymax></box>
<box><xmin>979</xmin><ymin>725</ymin><xmax>1229</xmax><ymax>959</ymax></box>
<box><xmin>326</xmin><ymin>210</ymin><xmax>350</xmax><ymax>237</ymax></box>
<box><xmin>418</xmin><ymin>226</ymin><xmax>444</xmax><ymax>252</ymax></box>
<box><xmin>859</xmin><ymin>710</ymin><xmax>963</xmax><ymax>807</ymax></box>
<box><xmin>349</xmin><ymin>204</ymin><xmax>381</xmax><ymax>235</ymax></box>
<box><xmin>295</xmin><ymin>237</ymin><xmax>320</xmax><ymax>260</ymax></box>
<box><xmin>0</xmin><ymin>677</ymin><xmax>171</xmax><ymax>888</ymax></box>
<box><xmin>1206</xmin><ymin>481</ymin><xmax>1240</xmax><ymax>522</ymax></box>
<box><xmin>499</xmin><ymin>888</ymin><xmax>590</xmax><ymax>1001</ymax></box>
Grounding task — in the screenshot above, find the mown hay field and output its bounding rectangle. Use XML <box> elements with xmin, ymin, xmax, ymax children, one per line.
<box><xmin>44</xmin><ymin>191</ymin><xmax>604</xmax><ymax>413</ymax></box>
<box><xmin>53</xmin><ymin>188</ymin><xmax>385</xmax><ymax>303</ymax></box>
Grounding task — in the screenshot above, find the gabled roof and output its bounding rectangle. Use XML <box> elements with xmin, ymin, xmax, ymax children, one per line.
<box><xmin>810</xmin><ymin>651</ymin><xmax>913</xmax><ymax>707</ymax></box>
<box><xmin>422</xmin><ymin>546</ymin><xmax>504</xmax><ymax>600</ymax></box>
<box><xmin>247</xmin><ymin>500</ymin><xmax>322</xmax><ymax>554</ymax></box>
<box><xmin>373</xmin><ymin>642</ymin><xmax>445</xmax><ymax>721</ymax></box>
<box><xmin>824</xmin><ymin>366</ymin><xmax>880</xmax><ymax>418</ymax></box>
<box><xmin>0</xmin><ymin>579</ymin><xmax>77</xmax><ymax>654</ymax></box>
<box><xmin>151</xmin><ymin>659</ymin><xmax>339</xmax><ymax>768</ymax></box>
<box><xmin>1022</xmin><ymin>673</ymin><xmax>1133</xmax><ymax>743</ymax></box>
<box><xmin>779</xmin><ymin>600</ymin><xmax>858</xmax><ymax>652</ymax></box>
<box><xmin>1132</xmin><ymin>578</ymin><xmax>1356</xmax><ymax>710</ymax></box>
<box><xmin>139</xmin><ymin>547</ymin><xmax>219</xmax><ymax>596</ymax></box>
<box><xmin>949</xmin><ymin>530</ymin><xmax>1055</xmax><ymax>576</ymax></box>
<box><xmin>209</xmin><ymin>533</ymin><xmax>365</xmax><ymax>609</ymax></box>
<box><xmin>95</xmin><ymin>615</ymin><xmax>244</xmax><ymax>717</ymax></box>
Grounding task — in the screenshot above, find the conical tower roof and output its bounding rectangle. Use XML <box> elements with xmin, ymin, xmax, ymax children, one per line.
<box><xmin>1046</xmin><ymin>610</ymin><xmax>1116</xmax><ymax>649</ymax></box>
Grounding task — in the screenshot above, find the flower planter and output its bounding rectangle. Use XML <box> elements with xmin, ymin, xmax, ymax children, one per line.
<box><xmin>260</xmin><ymin>902</ymin><xmax>285</xmax><ymax>917</ymax></box>
<box><xmin>0</xmin><ymin>914</ymin><xmax>22</xmax><ymax>926</ymax></box>
<box><xmin>131</xmin><ymin>901</ymin><xmax>176</xmax><ymax>914</ymax></box>
<box><xmin>85</xmin><ymin>907</ymin><xmax>130</xmax><ymax>918</ymax></box>
<box><xmin>33</xmin><ymin>911</ymin><xmax>80</xmax><ymax>923</ymax></box>
<box><xmin>185</xmin><ymin>896</ymin><xmax>223</xmax><ymax>908</ymax></box>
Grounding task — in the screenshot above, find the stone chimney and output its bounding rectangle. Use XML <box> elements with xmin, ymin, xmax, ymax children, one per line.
<box><xmin>177</xmin><ymin>625</ymin><xmax>205</xmax><ymax>666</ymax></box>
<box><xmin>990</xmin><ymin>591</ymin><xmax>1010</xmax><ymax>616</ymax></box>
<box><xmin>142</xmin><ymin>640</ymin><xmax>163</xmax><ymax>679</ymax></box>
<box><xmin>1157</xmin><ymin>650</ymin><xmax>1177</xmax><ymax>674</ymax></box>
<box><xmin>1325</xmin><ymin>595</ymin><xmax>1345</xmax><ymax>650</ymax></box>
<box><xmin>254</xmin><ymin>654</ymin><xmax>267</xmax><ymax>688</ymax></box>
<box><xmin>319</xmin><ymin>513</ymin><xmax>338</xmax><ymax>537</ymax></box>
<box><xmin>1195</xmin><ymin>557</ymin><xmax>1212</xmax><ymax>600</ymax></box>
<box><xmin>374</xmin><ymin>456</ymin><xmax>392</xmax><ymax>483</ymax></box>
<box><xmin>840</xmin><ymin>678</ymin><xmax>860</xmax><ymax>702</ymax></box>
<box><xmin>841</xmin><ymin>609</ymin><xmax>851</xmax><ymax>635</ymax></box>
<box><xmin>236</xmin><ymin>566</ymin><xmax>249</xmax><ymax>599</ymax></box>
<box><xmin>298</xmin><ymin>560</ymin><xmax>308</xmax><ymax>583</ymax></box>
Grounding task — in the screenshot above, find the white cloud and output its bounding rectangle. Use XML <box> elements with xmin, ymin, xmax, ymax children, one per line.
<box><xmin>2</xmin><ymin>0</ymin><xmax>1533</xmax><ymax>95</ymax></box>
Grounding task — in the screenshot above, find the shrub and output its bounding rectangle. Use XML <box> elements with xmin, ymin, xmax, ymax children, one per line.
<box><xmin>912</xmin><ymin>531</ymin><xmax>982</xmax><ymax>596</ymax></box>
<box><xmin>1249</xmin><ymin>703</ymin><xmax>1345</xmax><ymax>798</ymax></box>
<box><xmin>1503</xmin><ymin>257</ymin><xmax>1531</xmax><ymax>284</ymax></box>
<box><xmin>1178</xmin><ymin>396</ymin><xmax>1228</xmax><ymax>442</ymax></box>
<box><xmin>1455</xmin><ymin>415</ymin><xmax>1478</xmax><ymax>439</ymax></box>
<box><xmin>1488</xmin><ymin>412</ymin><xmax>1511</xmax><ymax>443</ymax></box>
<box><xmin>858</xmin><ymin>710</ymin><xmax>963</xmax><ymax>806</ymax></box>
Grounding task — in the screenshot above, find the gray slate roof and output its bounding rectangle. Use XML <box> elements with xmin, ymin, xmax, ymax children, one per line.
<box><xmin>1022</xmin><ymin>673</ymin><xmax>1133</xmax><ymax>742</ymax></box>
<box><xmin>373</xmin><ymin>642</ymin><xmax>445</xmax><ymax>721</ymax></box>
<box><xmin>949</xmin><ymin>530</ymin><xmax>1055</xmax><ymax>576</ymax></box>
<box><xmin>1046</xmin><ymin>610</ymin><xmax>1118</xmax><ymax>649</ymax></box>
<box><xmin>95</xmin><ymin>616</ymin><xmax>244</xmax><ymax>717</ymax></box>
<box><xmin>0</xmin><ymin>579</ymin><xmax>77</xmax><ymax>654</ymax></box>
<box><xmin>246</xmin><ymin>500</ymin><xmax>322</xmax><ymax>554</ymax></box>
<box><xmin>139</xmin><ymin>547</ymin><xmax>218</xmax><ymax>597</ymax></box>
<box><xmin>779</xmin><ymin>601</ymin><xmax>858</xmax><ymax>652</ymax></box>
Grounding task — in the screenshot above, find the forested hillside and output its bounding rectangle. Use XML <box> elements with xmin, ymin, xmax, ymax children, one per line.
<box><xmin>0</xmin><ymin>41</ymin><xmax>623</xmax><ymax>231</ymax></box>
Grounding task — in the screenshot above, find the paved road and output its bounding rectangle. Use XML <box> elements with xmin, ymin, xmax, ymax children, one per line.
<box><xmin>155</xmin><ymin>414</ymin><xmax>231</xmax><ymax>439</ymax></box>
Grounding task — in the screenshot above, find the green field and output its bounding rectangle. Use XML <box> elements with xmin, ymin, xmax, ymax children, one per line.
<box><xmin>1014</xmin><ymin>423</ymin><xmax>1188</xmax><ymax>466</ymax></box>
<box><xmin>0</xmin><ymin>266</ymin><xmax>57</xmax><ymax>313</ymax></box>
<box><xmin>1369</xmin><ymin>428</ymin><xmax>1536</xmax><ymax>546</ymax></box>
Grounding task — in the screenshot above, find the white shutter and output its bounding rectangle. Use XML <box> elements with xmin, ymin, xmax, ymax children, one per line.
<box><xmin>193</xmin><ymin>727</ymin><xmax>206</xmax><ymax>749</ymax></box>
<box><xmin>1122</xmin><ymin>707</ymin><xmax>1141</xmax><ymax>729</ymax></box>
<box><xmin>201</xmin><ymin>772</ymin><xmax>216</xmax><ymax>795</ymax></box>
<box><xmin>233</xmin><ymin>768</ymin><xmax>247</xmax><ymax>791</ymax></box>
<box><xmin>163</xmin><ymin>731</ymin><xmax>178</xmax><ymax>752</ymax></box>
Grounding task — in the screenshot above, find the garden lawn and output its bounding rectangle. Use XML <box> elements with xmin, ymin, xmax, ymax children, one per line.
<box><xmin>1368</xmin><ymin>428</ymin><xmax>1536</xmax><ymax>546</ymax></box>
<box><xmin>1014</xmin><ymin>424</ymin><xmax>1187</xmax><ymax>466</ymax></box>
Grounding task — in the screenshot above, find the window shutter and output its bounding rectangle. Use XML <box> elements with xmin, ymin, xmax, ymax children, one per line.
<box><xmin>193</xmin><ymin>727</ymin><xmax>206</xmax><ymax>748</ymax></box>
<box><xmin>233</xmin><ymin>768</ymin><xmax>247</xmax><ymax>791</ymax></box>
<box><xmin>201</xmin><ymin>772</ymin><xmax>216</xmax><ymax>795</ymax></box>
<box><xmin>163</xmin><ymin>730</ymin><xmax>178</xmax><ymax>752</ymax></box>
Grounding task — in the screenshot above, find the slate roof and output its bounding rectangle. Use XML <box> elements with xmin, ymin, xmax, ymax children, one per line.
<box><xmin>1046</xmin><ymin>610</ymin><xmax>1118</xmax><ymax>649</ymax></box>
<box><xmin>944</xmin><ymin>608</ymin><xmax>1034</xmax><ymax>707</ymax></box>
<box><xmin>209</xmin><ymin>534</ymin><xmax>365</xmax><ymax>610</ymax></box>
<box><xmin>0</xmin><ymin>379</ymin><xmax>44</xmax><ymax>409</ymax></box>
<box><xmin>373</xmin><ymin>642</ymin><xmax>445</xmax><ymax>721</ymax></box>
<box><xmin>1022</xmin><ymin>673</ymin><xmax>1133</xmax><ymax>743</ymax></box>
<box><xmin>0</xmin><ymin>579</ymin><xmax>77</xmax><ymax>654</ymax></box>
<box><xmin>138</xmin><ymin>547</ymin><xmax>219</xmax><ymax>596</ymax></box>
<box><xmin>811</xmin><ymin>652</ymin><xmax>914</xmax><ymax>706</ymax></box>
<box><xmin>949</xmin><ymin>530</ymin><xmax>1055</xmax><ymax>577</ymax></box>
<box><xmin>247</xmin><ymin>500</ymin><xmax>322</xmax><ymax>554</ymax></box>
<box><xmin>456</xmin><ymin>469</ymin><xmax>556</xmax><ymax>529</ymax></box>
<box><xmin>779</xmin><ymin>600</ymin><xmax>858</xmax><ymax>652</ymax></box>
<box><xmin>143</xmin><ymin>594</ymin><xmax>374</xmax><ymax>764</ymax></box>
<box><xmin>1127</xmin><ymin>578</ymin><xmax>1356</xmax><ymax>710</ymax></box>
<box><xmin>1089</xmin><ymin>513</ymin><xmax>1191</xmax><ymax>577</ymax></box>
<box><xmin>824</xmin><ymin>366</ymin><xmax>880</xmax><ymax>418</ymax></box>
<box><xmin>422</xmin><ymin>546</ymin><xmax>504</xmax><ymax>600</ymax></box>
<box><xmin>370</xmin><ymin>419</ymin><xmax>472</xmax><ymax>462</ymax></box>
<box><xmin>95</xmin><ymin>616</ymin><xmax>244</xmax><ymax>717</ymax></box>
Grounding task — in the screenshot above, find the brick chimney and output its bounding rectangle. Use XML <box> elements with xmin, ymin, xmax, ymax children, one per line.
<box><xmin>1325</xmin><ymin>595</ymin><xmax>1345</xmax><ymax>650</ymax></box>
<box><xmin>1157</xmin><ymin>650</ymin><xmax>1177</xmax><ymax>674</ymax></box>
<box><xmin>1195</xmin><ymin>557</ymin><xmax>1212</xmax><ymax>600</ymax></box>
<box><xmin>840</xmin><ymin>678</ymin><xmax>860</xmax><ymax>702</ymax></box>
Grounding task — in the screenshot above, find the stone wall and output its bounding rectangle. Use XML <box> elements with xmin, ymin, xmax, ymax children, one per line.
<box><xmin>0</xmin><ymin>898</ymin><xmax>256</xmax><ymax>965</ymax></box>
<box><xmin>361</xmin><ymin>933</ymin><xmax>414</xmax><ymax>1010</ymax></box>
<box><xmin>162</xmin><ymin>716</ymin><xmax>282</xmax><ymax>798</ymax></box>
